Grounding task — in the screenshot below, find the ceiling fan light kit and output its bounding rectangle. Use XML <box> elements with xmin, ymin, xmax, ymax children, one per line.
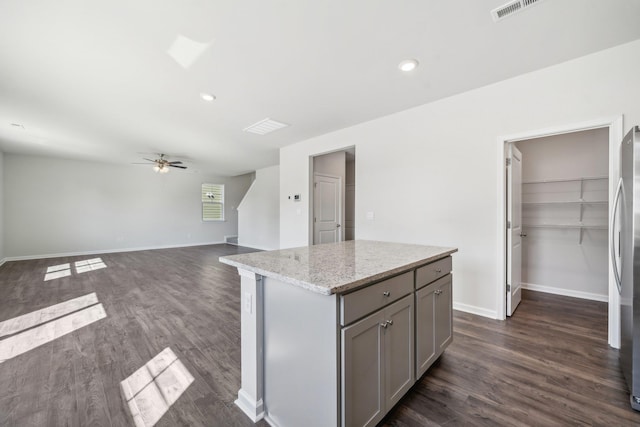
<box><xmin>135</xmin><ymin>154</ymin><xmax>188</xmax><ymax>173</ymax></box>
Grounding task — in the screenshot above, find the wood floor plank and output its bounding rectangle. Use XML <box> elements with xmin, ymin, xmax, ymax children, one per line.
<box><xmin>1</xmin><ymin>245</ymin><xmax>639</xmax><ymax>426</ymax></box>
<box><xmin>74</xmin><ymin>327</ymin><xmax>113</xmax><ymax>427</ymax></box>
<box><xmin>45</xmin><ymin>335</ymin><xmax>79</xmax><ymax>427</ymax></box>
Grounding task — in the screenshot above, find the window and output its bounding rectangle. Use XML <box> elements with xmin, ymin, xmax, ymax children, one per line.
<box><xmin>202</xmin><ymin>183</ymin><xmax>225</xmax><ymax>221</ymax></box>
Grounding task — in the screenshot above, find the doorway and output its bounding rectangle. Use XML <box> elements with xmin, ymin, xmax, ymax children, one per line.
<box><xmin>498</xmin><ymin>117</ymin><xmax>623</xmax><ymax>348</ymax></box>
<box><xmin>507</xmin><ymin>129</ymin><xmax>611</xmax><ymax>316</ymax></box>
<box><xmin>311</xmin><ymin>148</ymin><xmax>356</xmax><ymax>245</ymax></box>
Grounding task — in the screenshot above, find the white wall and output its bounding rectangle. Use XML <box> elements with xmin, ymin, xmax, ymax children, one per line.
<box><xmin>4</xmin><ymin>154</ymin><xmax>253</xmax><ymax>258</ymax></box>
<box><xmin>517</xmin><ymin>129</ymin><xmax>609</xmax><ymax>300</ymax></box>
<box><xmin>280</xmin><ymin>39</ymin><xmax>640</xmax><ymax>319</ymax></box>
<box><xmin>238</xmin><ymin>165</ymin><xmax>280</xmax><ymax>250</ymax></box>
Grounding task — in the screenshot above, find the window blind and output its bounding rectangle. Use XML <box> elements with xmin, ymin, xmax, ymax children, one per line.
<box><xmin>202</xmin><ymin>183</ymin><xmax>224</xmax><ymax>221</ymax></box>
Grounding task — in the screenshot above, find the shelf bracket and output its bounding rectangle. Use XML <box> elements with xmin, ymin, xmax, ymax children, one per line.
<box><xmin>579</xmin><ymin>203</ymin><xmax>584</xmax><ymax>222</ymax></box>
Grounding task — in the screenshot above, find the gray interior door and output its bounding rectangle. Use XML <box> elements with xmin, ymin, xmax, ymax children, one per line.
<box><xmin>314</xmin><ymin>174</ymin><xmax>342</xmax><ymax>244</ymax></box>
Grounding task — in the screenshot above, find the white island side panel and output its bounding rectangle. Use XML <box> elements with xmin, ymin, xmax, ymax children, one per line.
<box><xmin>263</xmin><ymin>276</ymin><xmax>339</xmax><ymax>427</ymax></box>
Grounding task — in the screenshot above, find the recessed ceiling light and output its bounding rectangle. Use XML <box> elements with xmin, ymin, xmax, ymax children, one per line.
<box><xmin>200</xmin><ymin>93</ymin><xmax>216</xmax><ymax>102</ymax></box>
<box><xmin>398</xmin><ymin>59</ymin><xmax>419</xmax><ymax>72</ymax></box>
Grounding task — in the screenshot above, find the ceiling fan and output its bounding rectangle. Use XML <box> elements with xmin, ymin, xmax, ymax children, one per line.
<box><xmin>134</xmin><ymin>154</ymin><xmax>187</xmax><ymax>173</ymax></box>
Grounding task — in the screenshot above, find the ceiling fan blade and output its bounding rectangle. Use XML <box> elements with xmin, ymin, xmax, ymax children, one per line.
<box><xmin>168</xmin><ymin>161</ymin><xmax>183</xmax><ymax>164</ymax></box>
<box><xmin>143</xmin><ymin>158</ymin><xmax>157</xmax><ymax>163</ymax></box>
<box><xmin>169</xmin><ymin>165</ymin><xmax>187</xmax><ymax>169</ymax></box>
<box><xmin>132</xmin><ymin>162</ymin><xmax>152</xmax><ymax>165</ymax></box>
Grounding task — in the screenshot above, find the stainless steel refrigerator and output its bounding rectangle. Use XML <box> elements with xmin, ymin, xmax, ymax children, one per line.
<box><xmin>614</xmin><ymin>125</ymin><xmax>640</xmax><ymax>410</ymax></box>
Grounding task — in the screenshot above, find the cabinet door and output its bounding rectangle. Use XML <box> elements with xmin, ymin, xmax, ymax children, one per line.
<box><xmin>415</xmin><ymin>284</ymin><xmax>436</xmax><ymax>378</ymax></box>
<box><xmin>342</xmin><ymin>310</ymin><xmax>385</xmax><ymax>427</ymax></box>
<box><xmin>435</xmin><ymin>276</ymin><xmax>453</xmax><ymax>354</ymax></box>
<box><xmin>384</xmin><ymin>295</ymin><xmax>415</xmax><ymax>410</ymax></box>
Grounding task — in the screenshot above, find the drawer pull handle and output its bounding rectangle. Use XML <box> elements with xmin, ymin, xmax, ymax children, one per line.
<box><xmin>435</xmin><ymin>290</ymin><xmax>442</xmax><ymax>295</ymax></box>
<box><xmin>435</xmin><ymin>269</ymin><xmax>442</xmax><ymax>273</ymax></box>
<box><xmin>383</xmin><ymin>291</ymin><xmax>391</xmax><ymax>297</ymax></box>
<box><xmin>386</xmin><ymin>320</ymin><xmax>393</xmax><ymax>326</ymax></box>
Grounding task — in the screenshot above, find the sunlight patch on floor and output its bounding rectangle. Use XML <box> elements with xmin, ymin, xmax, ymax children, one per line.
<box><xmin>0</xmin><ymin>298</ymin><xmax>106</xmax><ymax>363</ymax></box>
<box><xmin>75</xmin><ymin>258</ymin><xmax>107</xmax><ymax>274</ymax></box>
<box><xmin>121</xmin><ymin>347</ymin><xmax>195</xmax><ymax>427</ymax></box>
<box><xmin>0</xmin><ymin>292</ymin><xmax>99</xmax><ymax>338</ymax></box>
<box><xmin>46</xmin><ymin>263</ymin><xmax>70</xmax><ymax>273</ymax></box>
<box><xmin>44</xmin><ymin>258</ymin><xmax>107</xmax><ymax>280</ymax></box>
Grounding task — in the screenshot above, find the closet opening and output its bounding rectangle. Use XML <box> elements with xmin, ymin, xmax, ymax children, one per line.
<box><xmin>510</xmin><ymin>128</ymin><xmax>609</xmax><ymax>314</ymax></box>
<box><xmin>498</xmin><ymin>116</ymin><xmax>623</xmax><ymax>348</ymax></box>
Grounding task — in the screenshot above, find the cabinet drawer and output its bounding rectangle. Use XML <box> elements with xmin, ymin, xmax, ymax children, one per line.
<box><xmin>416</xmin><ymin>256</ymin><xmax>452</xmax><ymax>290</ymax></box>
<box><xmin>341</xmin><ymin>271</ymin><xmax>413</xmax><ymax>326</ymax></box>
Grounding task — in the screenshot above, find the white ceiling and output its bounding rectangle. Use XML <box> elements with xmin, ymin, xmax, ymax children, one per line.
<box><xmin>1</xmin><ymin>0</ymin><xmax>639</xmax><ymax>175</ymax></box>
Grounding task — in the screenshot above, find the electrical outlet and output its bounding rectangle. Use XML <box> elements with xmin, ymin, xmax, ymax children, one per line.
<box><xmin>244</xmin><ymin>292</ymin><xmax>252</xmax><ymax>314</ymax></box>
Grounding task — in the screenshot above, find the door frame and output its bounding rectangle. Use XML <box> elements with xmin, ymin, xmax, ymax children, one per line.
<box><xmin>308</xmin><ymin>147</ymin><xmax>355</xmax><ymax>245</ymax></box>
<box><xmin>312</xmin><ymin>173</ymin><xmax>343</xmax><ymax>244</ymax></box>
<box><xmin>496</xmin><ymin>116</ymin><xmax>623</xmax><ymax>348</ymax></box>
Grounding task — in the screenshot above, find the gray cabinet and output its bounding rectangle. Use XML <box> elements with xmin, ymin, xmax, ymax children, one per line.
<box><xmin>384</xmin><ymin>295</ymin><xmax>414</xmax><ymax>409</ymax></box>
<box><xmin>342</xmin><ymin>294</ymin><xmax>414</xmax><ymax>427</ymax></box>
<box><xmin>416</xmin><ymin>274</ymin><xmax>452</xmax><ymax>378</ymax></box>
<box><xmin>341</xmin><ymin>309</ymin><xmax>384</xmax><ymax>427</ymax></box>
<box><xmin>340</xmin><ymin>271</ymin><xmax>414</xmax><ymax>326</ymax></box>
<box><xmin>415</xmin><ymin>282</ymin><xmax>436</xmax><ymax>377</ymax></box>
<box><xmin>435</xmin><ymin>276</ymin><xmax>452</xmax><ymax>354</ymax></box>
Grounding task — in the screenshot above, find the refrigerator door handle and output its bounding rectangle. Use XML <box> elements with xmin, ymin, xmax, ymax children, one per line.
<box><xmin>610</xmin><ymin>177</ymin><xmax>623</xmax><ymax>294</ymax></box>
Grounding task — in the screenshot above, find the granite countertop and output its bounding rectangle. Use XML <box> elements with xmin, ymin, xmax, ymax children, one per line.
<box><xmin>219</xmin><ymin>240</ymin><xmax>457</xmax><ymax>295</ymax></box>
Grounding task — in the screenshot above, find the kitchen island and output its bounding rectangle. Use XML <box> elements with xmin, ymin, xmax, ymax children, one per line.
<box><xmin>220</xmin><ymin>240</ymin><xmax>457</xmax><ymax>427</ymax></box>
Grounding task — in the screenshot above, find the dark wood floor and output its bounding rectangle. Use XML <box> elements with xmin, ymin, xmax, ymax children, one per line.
<box><xmin>0</xmin><ymin>244</ymin><xmax>638</xmax><ymax>426</ymax></box>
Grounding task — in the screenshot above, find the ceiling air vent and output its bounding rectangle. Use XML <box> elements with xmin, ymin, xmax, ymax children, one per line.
<box><xmin>243</xmin><ymin>118</ymin><xmax>289</xmax><ymax>135</ymax></box>
<box><xmin>491</xmin><ymin>0</ymin><xmax>544</xmax><ymax>22</ymax></box>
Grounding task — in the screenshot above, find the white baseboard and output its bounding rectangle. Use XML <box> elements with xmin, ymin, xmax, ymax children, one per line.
<box><xmin>453</xmin><ymin>302</ymin><xmax>498</xmax><ymax>319</ymax></box>
<box><xmin>235</xmin><ymin>390</ymin><xmax>264</xmax><ymax>423</ymax></box>
<box><xmin>521</xmin><ymin>282</ymin><xmax>608</xmax><ymax>302</ymax></box>
<box><xmin>2</xmin><ymin>241</ymin><xmax>227</xmax><ymax>262</ymax></box>
<box><xmin>237</xmin><ymin>242</ymin><xmax>278</xmax><ymax>251</ymax></box>
<box><xmin>263</xmin><ymin>414</ymin><xmax>279</xmax><ymax>427</ymax></box>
